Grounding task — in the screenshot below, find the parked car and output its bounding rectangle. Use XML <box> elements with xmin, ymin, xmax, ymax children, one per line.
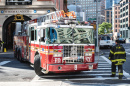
<box><xmin>99</xmin><ymin>35</ymin><xmax>113</xmax><ymax>48</ymax></box>
<box><xmin>118</xmin><ymin>38</ymin><xmax>126</xmax><ymax>43</ymax></box>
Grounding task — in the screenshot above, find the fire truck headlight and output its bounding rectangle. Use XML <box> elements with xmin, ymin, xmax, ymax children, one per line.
<box><xmin>85</xmin><ymin>53</ymin><xmax>92</xmax><ymax>56</ymax></box>
<box><xmin>85</xmin><ymin>53</ymin><xmax>89</xmax><ymax>56</ymax></box>
<box><xmin>88</xmin><ymin>53</ymin><xmax>92</xmax><ymax>56</ymax></box>
<box><xmin>53</xmin><ymin>53</ymin><xmax>62</xmax><ymax>57</ymax></box>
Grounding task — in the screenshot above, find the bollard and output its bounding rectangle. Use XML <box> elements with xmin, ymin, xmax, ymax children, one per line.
<box><xmin>4</xmin><ymin>48</ymin><xmax>6</xmax><ymax>52</ymax></box>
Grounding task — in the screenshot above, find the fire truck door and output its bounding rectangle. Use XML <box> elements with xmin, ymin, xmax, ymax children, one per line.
<box><xmin>39</xmin><ymin>28</ymin><xmax>46</xmax><ymax>68</ymax></box>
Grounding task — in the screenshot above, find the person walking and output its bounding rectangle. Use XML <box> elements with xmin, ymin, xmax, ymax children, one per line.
<box><xmin>0</xmin><ymin>38</ymin><xmax>4</xmax><ymax>51</ymax></box>
<box><xmin>109</xmin><ymin>40</ymin><xmax>126</xmax><ymax>79</ymax></box>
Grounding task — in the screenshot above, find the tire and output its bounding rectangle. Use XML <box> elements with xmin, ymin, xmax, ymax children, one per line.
<box><xmin>16</xmin><ymin>50</ymin><xmax>19</xmax><ymax>60</ymax></box>
<box><xmin>14</xmin><ymin>48</ymin><xmax>17</xmax><ymax>58</ymax></box>
<box><xmin>18</xmin><ymin>51</ymin><xmax>23</xmax><ymax>62</ymax></box>
<box><xmin>34</xmin><ymin>55</ymin><xmax>43</xmax><ymax>76</ymax></box>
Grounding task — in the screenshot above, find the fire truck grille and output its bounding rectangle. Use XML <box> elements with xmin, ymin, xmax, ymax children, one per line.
<box><xmin>63</xmin><ymin>45</ymin><xmax>84</xmax><ymax>63</ymax></box>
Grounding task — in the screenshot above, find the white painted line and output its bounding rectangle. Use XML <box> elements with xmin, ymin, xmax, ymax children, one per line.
<box><xmin>97</xmin><ymin>68</ymin><xmax>111</xmax><ymax>69</ymax></box>
<box><xmin>33</xmin><ymin>77</ymin><xmax>119</xmax><ymax>81</ymax></box>
<box><xmin>0</xmin><ymin>61</ymin><xmax>11</xmax><ymax>66</ymax></box>
<box><xmin>98</xmin><ymin>62</ymin><xmax>109</xmax><ymax>64</ymax></box>
<box><xmin>83</xmin><ymin>71</ymin><xmax>111</xmax><ymax>72</ymax></box>
<box><xmin>98</xmin><ymin>64</ymin><xmax>110</xmax><ymax>66</ymax></box>
<box><xmin>126</xmin><ymin>52</ymin><xmax>130</xmax><ymax>55</ymax></box>
<box><xmin>31</xmin><ymin>75</ymin><xmax>40</xmax><ymax>82</ymax></box>
<box><xmin>98</xmin><ymin>66</ymin><xmax>111</xmax><ymax>68</ymax></box>
<box><xmin>101</xmin><ymin>56</ymin><xmax>130</xmax><ymax>79</ymax></box>
<box><xmin>101</xmin><ymin>56</ymin><xmax>111</xmax><ymax>64</ymax></box>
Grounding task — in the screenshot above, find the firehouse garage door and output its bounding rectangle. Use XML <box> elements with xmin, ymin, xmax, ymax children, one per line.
<box><xmin>2</xmin><ymin>15</ymin><xmax>31</xmax><ymax>51</ymax></box>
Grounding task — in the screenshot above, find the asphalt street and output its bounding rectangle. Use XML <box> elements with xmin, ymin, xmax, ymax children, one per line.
<box><xmin>0</xmin><ymin>44</ymin><xmax>130</xmax><ymax>86</ymax></box>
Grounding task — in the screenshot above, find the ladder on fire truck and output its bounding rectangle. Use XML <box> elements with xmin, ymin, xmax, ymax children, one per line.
<box><xmin>29</xmin><ymin>10</ymin><xmax>77</xmax><ymax>26</ymax></box>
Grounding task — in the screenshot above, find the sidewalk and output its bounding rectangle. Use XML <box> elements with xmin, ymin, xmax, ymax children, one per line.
<box><xmin>0</xmin><ymin>51</ymin><xmax>14</xmax><ymax>59</ymax></box>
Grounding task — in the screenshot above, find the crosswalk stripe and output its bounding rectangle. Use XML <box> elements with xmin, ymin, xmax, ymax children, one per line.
<box><xmin>83</xmin><ymin>71</ymin><xmax>110</xmax><ymax>72</ymax></box>
<box><xmin>0</xmin><ymin>61</ymin><xmax>11</xmax><ymax>66</ymax></box>
<box><xmin>98</xmin><ymin>62</ymin><xmax>109</xmax><ymax>64</ymax></box>
<box><xmin>97</xmin><ymin>68</ymin><xmax>111</xmax><ymax>69</ymax></box>
<box><xmin>32</xmin><ymin>77</ymin><xmax>119</xmax><ymax>82</ymax></box>
<box><xmin>98</xmin><ymin>64</ymin><xmax>110</xmax><ymax>66</ymax></box>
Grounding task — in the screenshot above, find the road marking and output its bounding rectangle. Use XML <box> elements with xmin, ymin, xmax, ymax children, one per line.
<box><xmin>32</xmin><ymin>77</ymin><xmax>119</xmax><ymax>82</ymax></box>
<box><xmin>101</xmin><ymin>56</ymin><xmax>130</xmax><ymax>80</ymax></box>
<box><xmin>31</xmin><ymin>75</ymin><xmax>40</xmax><ymax>82</ymax></box>
<box><xmin>126</xmin><ymin>52</ymin><xmax>130</xmax><ymax>55</ymax></box>
<box><xmin>0</xmin><ymin>61</ymin><xmax>11</xmax><ymax>66</ymax></box>
<box><xmin>97</xmin><ymin>68</ymin><xmax>111</xmax><ymax>69</ymax></box>
<box><xmin>98</xmin><ymin>62</ymin><xmax>109</xmax><ymax>64</ymax></box>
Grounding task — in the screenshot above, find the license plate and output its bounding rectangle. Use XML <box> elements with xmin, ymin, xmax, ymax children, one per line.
<box><xmin>89</xmin><ymin>65</ymin><xmax>93</xmax><ymax>69</ymax></box>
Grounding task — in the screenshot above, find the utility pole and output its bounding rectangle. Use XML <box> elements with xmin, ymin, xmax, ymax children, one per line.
<box><xmin>96</xmin><ymin>0</ymin><xmax>99</xmax><ymax>52</ymax></box>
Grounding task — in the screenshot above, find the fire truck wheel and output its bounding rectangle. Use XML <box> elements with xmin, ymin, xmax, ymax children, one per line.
<box><xmin>18</xmin><ymin>51</ymin><xmax>23</xmax><ymax>62</ymax></box>
<box><xmin>16</xmin><ymin>51</ymin><xmax>19</xmax><ymax>60</ymax></box>
<box><xmin>14</xmin><ymin>48</ymin><xmax>17</xmax><ymax>58</ymax></box>
<box><xmin>34</xmin><ymin>55</ymin><xmax>43</xmax><ymax>76</ymax></box>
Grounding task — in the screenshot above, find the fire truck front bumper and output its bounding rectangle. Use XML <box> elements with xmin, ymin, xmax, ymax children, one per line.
<box><xmin>48</xmin><ymin>63</ymin><xmax>98</xmax><ymax>73</ymax></box>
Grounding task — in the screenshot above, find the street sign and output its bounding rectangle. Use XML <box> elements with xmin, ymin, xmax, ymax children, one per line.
<box><xmin>34</xmin><ymin>10</ymin><xmax>37</xmax><ymax>13</ymax></box>
<box><xmin>47</xmin><ymin>10</ymin><xmax>50</xmax><ymax>13</ymax></box>
<box><xmin>1</xmin><ymin>10</ymin><xmax>4</xmax><ymax>13</ymax></box>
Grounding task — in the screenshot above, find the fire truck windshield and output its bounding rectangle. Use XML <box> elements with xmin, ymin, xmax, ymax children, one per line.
<box><xmin>46</xmin><ymin>27</ymin><xmax>94</xmax><ymax>44</ymax></box>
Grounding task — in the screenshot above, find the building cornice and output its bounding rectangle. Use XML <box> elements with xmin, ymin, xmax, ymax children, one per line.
<box><xmin>0</xmin><ymin>5</ymin><xmax>55</xmax><ymax>9</ymax></box>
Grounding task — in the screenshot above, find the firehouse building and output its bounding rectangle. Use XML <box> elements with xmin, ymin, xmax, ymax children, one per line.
<box><xmin>0</xmin><ymin>0</ymin><xmax>67</xmax><ymax>51</ymax></box>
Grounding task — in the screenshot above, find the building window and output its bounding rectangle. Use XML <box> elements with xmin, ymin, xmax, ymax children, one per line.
<box><xmin>115</xmin><ymin>20</ymin><xmax>117</xmax><ymax>23</ymax></box>
<box><xmin>123</xmin><ymin>13</ymin><xmax>125</xmax><ymax>17</ymax></box>
<box><xmin>126</xmin><ymin>0</ymin><xmax>128</xmax><ymax>3</ymax></box>
<box><xmin>121</xmin><ymin>9</ymin><xmax>122</xmax><ymax>12</ymax></box>
<box><xmin>123</xmin><ymin>7</ymin><xmax>125</xmax><ymax>11</ymax></box>
<box><xmin>123</xmin><ymin>19</ymin><xmax>125</xmax><ymax>22</ymax></box>
<box><xmin>107</xmin><ymin>19</ymin><xmax>109</xmax><ymax>22</ymax></box>
<box><xmin>115</xmin><ymin>29</ymin><xmax>117</xmax><ymax>32</ymax></box>
<box><xmin>121</xmin><ymin>25</ymin><xmax>122</xmax><ymax>28</ymax></box>
<box><xmin>126</xmin><ymin>5</ymin><xmax>128</xmax><ymax>9</ymax></box>
<box><xmin>120</xmin><ymin>15</ymin><xmax>122</xmax><ymax>17</ymax></box>
<box><xmin>126</xmin><ymin>12</ymin><xmax>128</xmax><ymax>15</ymax></box>
<box><xmin>126</xmin><ymin>17</ymin><xmax>128</xmax><ymax>21</ymax></box>
<box><xmin>6</xmin><ymin>0</ymin><xmax>32</xmax><ymax>5</ymax></box>
<box><xmin>120</xmin><ymin>3</ymin><xmax>122</xmax><ymax>7</ymax></box>
<box><xmin>126</xmin><ymin>24</ymin><xmax>128</xmax><ymax>27</ymax></box>
<box><xmin>123</xmin><ymin>30</ymin><xmax>125</xmax><ymax>38</ymax></box>
<box><xmin>115</xmin><ymin>25</ymin><xmax>117</xmax><ymax>28</ymax></box>
<box><xmin>107</xmin><ymin>11</ymin><xmax>109</xmax><ymax>17</ymax></box>
<box><xmin>123</xmin><ymin>24</ymin><xmax>125</xmax><ymax>28</ymax></box>
<box><xmin>126</xmin><ymin>30</ymin><xmax>128</xmax><ymax>38</ymax></box>
<box><xmin>115</xmin><ymin>11</ymin><xmax>117</xmax><ymax>14</ymax></box>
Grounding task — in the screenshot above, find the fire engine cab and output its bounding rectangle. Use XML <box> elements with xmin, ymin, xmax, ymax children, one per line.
<box><xmin>13</xmin><ymin>10</ymin><xmax>98</xmax><ymax>75</ymax></box>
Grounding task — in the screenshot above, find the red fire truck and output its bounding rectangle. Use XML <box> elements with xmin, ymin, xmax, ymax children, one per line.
<box><xmin>13</xmin><ymin>10</ymin><xmax>98</xmax><ymax>75</ymax></box>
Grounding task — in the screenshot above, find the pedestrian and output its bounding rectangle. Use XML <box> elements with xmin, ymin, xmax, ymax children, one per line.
<box><xmin>109</xmin><ymin>40</ymin><xmax>126</xmax><ymax>79</ymax></box>
<box><xmin>0</xmin><ymin>38</ymin><xmax>4</xmax><ymax>50</ymax></box>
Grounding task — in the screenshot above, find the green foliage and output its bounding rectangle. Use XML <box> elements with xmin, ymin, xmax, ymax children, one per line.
<box><xmin>98</xmin><ymin>22</ymin><xmax>112</xmax><ymax>35</ymax></box>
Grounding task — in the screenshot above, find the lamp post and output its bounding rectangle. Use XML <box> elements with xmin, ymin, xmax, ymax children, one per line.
<box><xmin>96</xmin><ymin>0</ymin><xmax>99</xmax><ymax>52</ymax></box>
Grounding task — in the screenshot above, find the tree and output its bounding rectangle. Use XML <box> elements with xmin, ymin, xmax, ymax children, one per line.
<box><xmin>98</xmin><ymin>22</ymin><xmax>112</xmax><ymax>35</ymax></box>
